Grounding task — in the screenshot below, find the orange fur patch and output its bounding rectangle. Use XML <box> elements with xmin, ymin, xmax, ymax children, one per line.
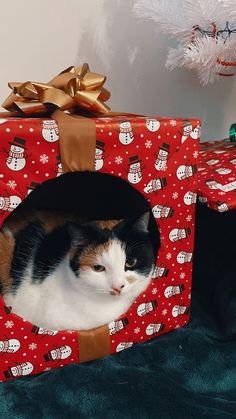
<box><xmin>0</xmin><ymin>229</ymin><xmax>15</xmax><ymax>294</ymax></box>
<box><xmin>95</xmin><ymin>220</ymin><xmax>122</xmax><ymax>230</ymax></box>
<box><xmin>126</xmin><ymin>275</ymin><xmax>137</xmax><ymax>284</ymax></box>
<box><xmin>76</xmin><ymin>240</ymin><xmax>112</xmax><ymax>271</ymax></box>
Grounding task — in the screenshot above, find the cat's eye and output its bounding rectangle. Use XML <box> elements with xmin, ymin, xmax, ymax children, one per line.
<box><xmin>92</xmin><ymin>264</ymin><xmax>105</xmax><ymax>272</ymax></box>
<box><xmin>125</xmin><ymin>258</ymin><xmax>137</xmax><ymax>269</ymax></box>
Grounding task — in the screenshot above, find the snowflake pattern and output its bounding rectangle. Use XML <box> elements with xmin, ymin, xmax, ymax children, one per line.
<box><xmin>40</xmin><ymin>154</ymin><xmax>49</xmax><ymax>164</ymax></box>
<box><xmin>115</xmin><ymin>156</ymin><xmax>123</xmax><ymax>165</ymax></box>
<box><xmin>7</xmin><ymin>180</ymin><xmax>17</xmax><ymax>189</ymax></box>
<box><xmin>134</xmin><ymin>327</ymin><xmax>140</xmax><ymax>334</ymax></box>
<box><xmin>162</xmin><ymin>309</ymin><xmax>168</xmax><ymax>315</ymax></box>
<box><xmin>180</xmin><ymin>272</ymin><xmax>186</xmax><ymax>279</ymax></box>
<box><xmin>193</xmin><ymin>150</ymin><xmax>199</xmax><ymax>158</ymax></box>
<box><xmin>218</xmin><ymin>191</ymin><xmax>226</xmax><ymax>196</ymax></box>
<box><xmin>29</xmin><ymin>343</ymin><xmax>37</xmax><ymax>351</ymax></box>
<box><xmin>228</xmin><ymin>177</ymin><xmax>235</xmax><ymax>181</ymax></box>
<box><xmin>152</xmin><ymin>287</ymin><xmax>158</xmax><ymax>295</ymax></box>
<box><xmin>186</xmin><ymin>215</ymin><xmax>192</xmax><ymax>222</ymax></box>
<box><xmin>166</xmin><ymin>252</ymin><xmax>172</xmax><ymax>260</ymax></box>
<box><xmin>5</xmin><ymin>320</ymin><xmax>14</xmax><ymax>328</ymax></box>
<box><xmin>145</xmin><ymin>140</ymin><xmax>152</xmax><ymax>149</ymax></box>
<box><xmin>172</xmin><ymin>192</ymin><xmax>179</xmax><ymax>199</ymax></box>
<box><xmin>170</xmin><ymin>120</ymin><xmax>177</xmax><ymax>126</ymax></box>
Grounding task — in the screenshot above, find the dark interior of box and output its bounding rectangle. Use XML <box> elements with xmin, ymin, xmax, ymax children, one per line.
<box><xmin>8</xmin><ymin>171</ymin><xmax>160</xmax><ymax>249</ymax></box>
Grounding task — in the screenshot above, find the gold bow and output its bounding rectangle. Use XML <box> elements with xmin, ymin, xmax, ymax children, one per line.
<box><xmin>2</xmin><ymin>63</ymin><xmax>110</xmax><ymax>115</ymax></box>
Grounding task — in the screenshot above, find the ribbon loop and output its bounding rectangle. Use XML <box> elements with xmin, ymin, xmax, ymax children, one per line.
<box><xmin>2</xmin><ymin>64</ymin><xmax>110</xmax><ymax>116</ymax></box>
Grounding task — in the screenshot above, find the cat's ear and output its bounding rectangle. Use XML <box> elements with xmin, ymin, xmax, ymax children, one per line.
<box><xmin>114</xmin><ymin>211</ymin><xmax>150</xmax><ymax>235</ymax></box>
<box><xmin>67</xmin><ymin>222</ymin><xmax>89</xmax><ymax>247</ymax></box>
<box><xmin>67</xmin><ymin>221</ymin><xmax>100</xmax><ymax>247</ymax></box>
<box><xmin>132</xmin><ymin>211</ymin><xmax>150</xmax><ymax>233</ymax></box>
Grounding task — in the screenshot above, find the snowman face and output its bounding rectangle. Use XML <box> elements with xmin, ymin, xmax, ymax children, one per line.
<box><xmin>143</xmin><ymin>181</ymin><xmax>153</xmax><ymax>194</ymax></box>
<box><xmin>206</xmin><ymin>180</ymin><xmax>220</xmax><ymax>189</ymax></box>
<box><xmin>218</xmin><ymin>203</ymin><xmax>228</xmax><ymax>212</ymax></box>
<box><xmin>10</xmin><ymin>145</ymin><xmax>24</xmax><ymax>153</ymax></box>
<box><xmin>120</xmin><ymin>122</ymin><xmax>131</xmax><ymax>130</ymax></box>
<box><xmin>164</xmin><ymin>286</ymin><xmax>173</xmax><ymax>298</ymax></box>
<box><xmin>183</xmin><ymin>124</ymin><xmax>192</xmax><ymax>134</ymax></box>
<box><xmin>96</xmin><ymin>148</ymin><xmax>103</xmax><ymax>156</ymax></box>
<box><xmin>207</xmin><ymin>159</ymin><xmax>219</xmax><ymax>165</ymax></box>
<box><xmin>176</xmin><ymin>165</ymin><xmax>192</xmax><ymax>180</ymax></box>
<box><xmin>0</xmin><ymin>197</ymin><xmax>5</xmax><ymax>209</ymax></box>
<box><xmin>177</xmin><ymin>252</ymin><xmax>192</xmax><ymax>264</ymax></box>
<box><xmin>146</xmin><ymin>119</ymin><xmax>160</xmax><ymax>132</ymax></box>
<box><xmin>109</xmin><ymin>322</ymin><xmax>117</xmax><ymax>335</ymax></box>
<box><xmin>116</xmin><ymin>342</ymin><xmax>133</xmax><ymax>352</ymax></box>
<box><xmin>152</xmin><ymin>205</ymin><xmax>160</xmax><ymax>217</ymax></box>
<box><xmin>130</xmin><ymin>162</ymin><xmax>140</xmax><ymax>169</ymax></box>
<box><xmin>184</xmin><ymin>192</ymin><xmax>197</xmax><ymax>205</ymax></box>
<box><xmin>60</xmin><ymin>346</ymin><xmax>72</xmax><ymax>359</ymax></box>
<box><xmin>43</xmin><ymin>120</ymin><xmax>53</xmax><ymax>126</ymax></box>
<box><xmin>158</xmin><ymin>149</ymin><xmax>168</xmax><ymax>158</ymax></box>
<box><xmin>10</xmin><ymin>367</ymin><xmax>19</xmax><ymax>377</ymax></box>
<box><xmin>215</xmin><ymin>167</ymin><xmax>231</xmax><ymax>175</ymax></box>
<box><xmin>190</xmin><ymin>127</ymin><xmax>200</xmax><ymax>139</ymax></box>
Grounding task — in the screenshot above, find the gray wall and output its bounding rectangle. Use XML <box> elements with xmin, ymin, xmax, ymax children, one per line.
<box><xmin>0</xmin><ymin>0</ymin><xmax>235</xmax><ymax>140</ymax></box>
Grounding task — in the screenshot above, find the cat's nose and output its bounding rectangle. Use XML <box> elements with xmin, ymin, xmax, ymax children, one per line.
<box><xmin>111</xmin><ymin>285</ymin><xmax>125</xmax><ymax>295</ymax></box>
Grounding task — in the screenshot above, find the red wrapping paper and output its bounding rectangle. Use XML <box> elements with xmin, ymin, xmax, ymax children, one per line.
<box><xmin>198</xmin><ymin>139</ymin><xmax>236</xmax><ymax>212</ymax></box>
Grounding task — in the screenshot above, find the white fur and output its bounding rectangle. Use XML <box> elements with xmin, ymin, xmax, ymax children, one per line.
<box><xmin>4</xmin><ymin>240</ymin><xmax>153</xmax><ymax>331</ymax></box>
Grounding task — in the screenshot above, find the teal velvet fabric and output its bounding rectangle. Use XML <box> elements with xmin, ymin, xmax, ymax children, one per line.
<box><xmin>0</xmin><ymin>203</ymin><xmax>236</xmax><ymax>419</ymax></box>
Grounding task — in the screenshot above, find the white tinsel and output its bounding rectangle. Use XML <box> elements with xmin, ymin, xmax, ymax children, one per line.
<box><xmin>134</xmin><ymin>0</ymin><xmax>236</xmax><ymax>85</ymax></box>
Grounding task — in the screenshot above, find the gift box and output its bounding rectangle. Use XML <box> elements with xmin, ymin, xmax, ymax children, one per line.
<box><xmin>0</xmin><ymin>66</ymin><xmax>201</xmax><ymax>381</ymax></box>
<box><xmin>198</xmin><ymin>139</ymin><xmax>236</xmax><ymax>212</ymax></box>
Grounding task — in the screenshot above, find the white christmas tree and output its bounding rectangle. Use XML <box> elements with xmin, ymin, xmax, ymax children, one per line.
<box><xmin>134</xmin><ymin>0</ymin><xmax>236</xmax><ymax>85</ymax></box>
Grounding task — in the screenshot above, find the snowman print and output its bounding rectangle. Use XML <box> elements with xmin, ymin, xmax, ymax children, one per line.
<box><xmin>0</xmin><ymin>338</ymin><xmax>21</xmax><ymax>354</ymax></box>
<box><xmin>190</xmin><ymin>125</ymin><xmax>200</xmax><ymax>139</ymax></box>
<box><xmin>119</xmin><ymin>121</ymin><xmax>134</xmax><ymax>145</ymax></box>
<box><xmin>144</xmin><ymin>177</ymin><xmax>167</xmax><ymax>194</ymax></box>
<box><xmin>176</xmin><ymin>164</ymin><xmax>197</xmax><ymax>180</ymax></box>
<box><xmin>0</xmin><ymin>195</ymin><xmax>21</xmax><ymax>212</ymax></box>
<box><xmin>183</xmin><ymin>191</ymin><xmax>197</xmax><ymax>205</ymax></box>
<box><xmin>127</xmin><ymin>155</ymin><xmax>143</xmax><ymax>184</ymax></box>
<box><xmin>56</xmin><ymin>155</ymin><xmax>63</xmax><ymax>177</ymax></box>
<box><xmin>42</xmin><ymin>120</ymin><xmax>59</xmax><ymax>142</ymax></box>
<box><xmin>4</xmin><ymin>362</ymin><xmax>34</xmax><ymax>379</ymax></box>
<box><xmin>95</xmin><ymin>141</ymin><xmax>105</xmax><ymax>171</ymax></box>
<box><xmin>146</xmin><ymin>118</ymin><xmax>160</xmax><ymax>132</ymax></box>
<box><xmin>5</xmin><ymin>137</ymin><xmax>27</xmax><ymax>171</ymax></box>
<box><xmin>181</xmin><ymin>120</ymin><xmax>193</xmax><ymax>143</ymax></box>
<box><xmin>155</xmin><ymin>143</ymin><xmax>169</xmax><ymax>171</ymax></box>
<box><xmin>215</xmin><ymin>167</ymin><xmax>232</xmax><ymax>175</ymax></box>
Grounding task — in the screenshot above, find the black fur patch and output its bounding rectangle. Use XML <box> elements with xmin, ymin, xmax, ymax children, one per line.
<box><xmin>32</xmin><ymin>226</ymin><xmax>71</xmax><ymax>282</ymax></box>
<box><xmin>10</xmin><ymin>220</ymin><xmax>44</xmax><ymax>292</ymax></box>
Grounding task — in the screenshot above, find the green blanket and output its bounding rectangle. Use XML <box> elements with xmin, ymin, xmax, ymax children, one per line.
<box><xmin>0</xmin><ymin>204</ymin><xmax>236</xmax><ymax>419</ymax></box>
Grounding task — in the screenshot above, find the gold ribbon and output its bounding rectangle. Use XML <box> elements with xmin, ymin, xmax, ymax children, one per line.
<box><xmin>2</xmin><ymin>63</ymin><xmax>110</xmax><ymax>115</ymax></box>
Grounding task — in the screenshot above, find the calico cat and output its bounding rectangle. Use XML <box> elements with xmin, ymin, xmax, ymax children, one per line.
<box><xmin>1</xmin><ymin>210</ymin><xmax>158</xmax><ymax>331</ymax></box>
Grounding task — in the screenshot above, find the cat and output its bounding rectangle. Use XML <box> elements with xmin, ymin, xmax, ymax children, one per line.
<box><xmin>1</xmin><ymin>210</ymin><xmax>159</xmax><ymax>331</ymax></box>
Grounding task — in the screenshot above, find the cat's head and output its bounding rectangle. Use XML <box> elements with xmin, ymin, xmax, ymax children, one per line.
<box><xmin>67</xmin><ymin>211</ymin><xmax>159</xmax><ymax>297</ymax></box>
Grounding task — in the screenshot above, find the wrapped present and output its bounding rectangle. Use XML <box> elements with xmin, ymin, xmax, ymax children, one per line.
<box><xmin>0</xmin><ymin>65</ymin><xmax>201</xmax><ymax>381</ymax></box>
<box><xmin>198</xmin><ymin>139</ymin><xmax>236</xmax><ymax>212</ymax></box>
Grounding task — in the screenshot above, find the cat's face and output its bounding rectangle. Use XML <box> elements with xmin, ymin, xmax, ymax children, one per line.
<box><xmin>68</xmin><ymin>212</ymin><xmax>159</xmax><ymax>298</ymax></box>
